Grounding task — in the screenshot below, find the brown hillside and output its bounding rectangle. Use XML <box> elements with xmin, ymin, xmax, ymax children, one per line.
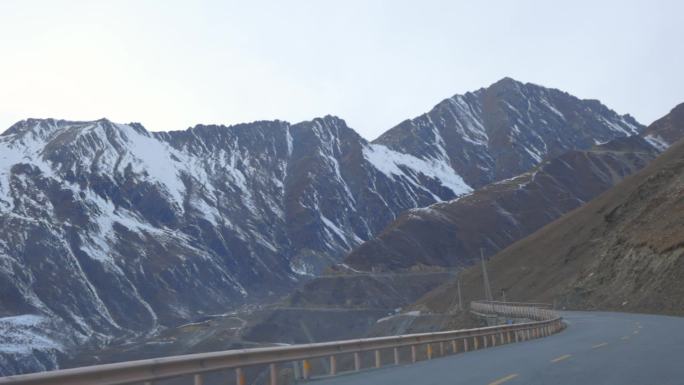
<box><xmin>416</xmin><ymin>135</ymin><xmax>684</xmax><ymax>316</ymax></box>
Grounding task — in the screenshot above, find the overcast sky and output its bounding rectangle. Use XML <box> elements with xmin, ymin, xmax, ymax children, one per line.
<box><xmin>1</xmin><ymin>0</ymin><xmax>682</xmax><ymax>140</ymax></box>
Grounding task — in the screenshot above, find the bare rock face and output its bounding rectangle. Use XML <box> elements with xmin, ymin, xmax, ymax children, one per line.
<box><xmin>0</xmin><ymin>78</ymin><xmax>647</xmax><ymax>374</ymax></box>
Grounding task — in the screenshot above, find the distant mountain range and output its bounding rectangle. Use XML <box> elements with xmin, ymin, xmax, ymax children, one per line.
<box><xmin>0</xmin><ymin>78</ymin><xmax>652</xmax><ymax>374</ymax></box>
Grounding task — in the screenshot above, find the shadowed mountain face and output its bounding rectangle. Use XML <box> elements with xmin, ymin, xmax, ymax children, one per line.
<box><xmin>0</xmin><ymin>78</ymin><xmax>647</xmax><ymax>374</ymax></box>
<box><xmin>414</xmin><ymin>103</ymin><xmax>684</xmax><ymax>316</ymax></box>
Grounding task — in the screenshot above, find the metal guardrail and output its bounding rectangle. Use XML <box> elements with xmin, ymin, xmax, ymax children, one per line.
<box><xmin>0</xmin><ymin>301</ymin><xmax>564</xmax><ymax>385</ymax></box>
<box><xmin>475</xmin><ymin>300</ymin><xmax>554</xmax><ymax>309</ymax></box>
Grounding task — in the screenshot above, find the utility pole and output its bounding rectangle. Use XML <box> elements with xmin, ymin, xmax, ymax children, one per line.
<box><xmin>481</xmin><ymin>248</ymin><xmax>493</xmax><ymax>302</ymax></box>
<box><xmin>457</xmin><ymin>278</ymin><xmax>463</xmax><ymax>311</ymax></box>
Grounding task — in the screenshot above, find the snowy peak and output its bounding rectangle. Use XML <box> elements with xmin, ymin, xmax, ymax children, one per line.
<box><xmin>375</xmin><ymin>77</ymin><xmax>645</xmax><ymax>188</ymax></box>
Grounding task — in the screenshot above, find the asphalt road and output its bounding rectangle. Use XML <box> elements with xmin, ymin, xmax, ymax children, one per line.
<box><xmin>314</xmin><ymin>311</ymin><xmax>684</xmax><ymax>385</ymax></box>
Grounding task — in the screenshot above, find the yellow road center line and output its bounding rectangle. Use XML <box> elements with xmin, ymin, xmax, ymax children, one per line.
<box><xmin>551</xmin><ymin>354</ymin><xmax>572</xmax><ymax>363</ymax></box>
<box><xmin>592</xmin><ymin>342</ymin><xmax>608</xmax><ymax>349</ymax></box>
<box><xmin>488</xmin><ymin>373</ymin><xmax>519</xmax><ymax>385</ymax></box>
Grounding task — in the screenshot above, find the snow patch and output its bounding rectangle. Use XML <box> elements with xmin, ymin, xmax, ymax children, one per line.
<box><xmin>363</xmin><ymin>144</ymin><xmax>472</xmax><ymax>197</ymax></box>
<box><xmin>376</xmin><ymin>310</ymin><xmax>421</xmax><ymax>323</ymax></box>
<box><xmin>0</xmin><ymin>315</ymin><xmax>62</xmax><ymax>354</ymax></box>
<box><xmin>540</xmin><ymin>98</ymin><xmax>565</xmax><ymax>120</ymax></box>
<box><xmin>644</xmin><ymin>134</ymin><xmax>669</xmax><ymax>151</ymax></box>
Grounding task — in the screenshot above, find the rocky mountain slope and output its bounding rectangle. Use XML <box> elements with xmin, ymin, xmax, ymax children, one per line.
<box><xmin>343</xmin><ymin>136</ymin><xmax>660</xmax><ymax>272</ymax></box>
<box><xmin>0</xmin><ymin>78</ymin><xmax>645</xmax><ymax>374</ymax></box>
<box><xmin>415</xmin><ymin>103</ymin><xmax>684</xmax><ymax>316</ymax></box>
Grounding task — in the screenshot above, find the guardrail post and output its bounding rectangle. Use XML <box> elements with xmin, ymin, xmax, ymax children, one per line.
<box><xmin>464</xmin><ymin>338</ymin><xmax>469</xmax><ymax>352</ymax></box>
<box><xmin>411</xmin><ymin>345</ymin><xmax>417</xmax><ymax>363</ymax></box>
<box><xmin>194</xmin><ymin>374</ymin><xmax>203</xmax><ymax>385</ymax></box>
<box><xmin>330</xmin><ymin>356</ymin><xmax>337</xmax><ymax>376</ymax></box>
<box><xmin>507</xmin><ymin>331</ymin><xmax>512</xmax><ymax>344</ymax></box>
<box><xmin>270</xmin><ymin>363</ymin><xmax>277</xmax><ymax>385</ymax></box>
<box><xmin>293</xmin><ymin>362</ymin><xmax>301</xmax><ymax>380</ymax></box>
<box><xmin>354</xmin><ymin>352</ymin><xmax>361</xmax><ymax>371</ymax></box>
<box><xmin>452</xmin><ymin>340</ymin><xmax>458</xmax><ymax>353</ymax></box>
<box><xmin>427</xmin><ymin>344</ymin><xmax>433</xmax><ymax>359</ymax></box>
<box><xmin>375</xmin><ymin>350</ymin><xmax>381</xmax><ymax>368</ymax></box>
<box><xmin>484</xmin><ymin>335</ymin><xmax>488</xmax><ymax>348</ymax></box>
<box><xmin>236</xmin><ymin>367</ymin><xmax>246</xmax><ymax>385</ymax></box>
<box><xmin>491</xmin><ymin>334</ymin><xmax>496</xmax><ymax>347</ymax></box>
<box><xmin>303</xmin><ymin>360</ymin><xmax>311</xmax><ymax>380</ymax></box>
<box><xmin>473</xmin><ymin>336</ymin><xmax>479</xmax><ymax>350</ymax></box>
<box><xmin>394</xmin><ymin>347</ymin><xmax>400</xmax><ymax>365</ymax></box>
<box><xmin>440</xmin><ymin>342</ymin><xmax>445</xmax><ymax>356</ymax></box>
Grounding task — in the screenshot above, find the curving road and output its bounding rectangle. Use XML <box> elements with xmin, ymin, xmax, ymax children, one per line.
<box><xmin>314</xmin><ymin>311</ymin><xmax>684</xmax><ymax>385</ymax></box>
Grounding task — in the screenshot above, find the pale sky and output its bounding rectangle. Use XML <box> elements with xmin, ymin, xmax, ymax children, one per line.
<box><xmin>1</xmin><ymin>0</ymin><xmax>683</xmax><ymax>140</ymax></box>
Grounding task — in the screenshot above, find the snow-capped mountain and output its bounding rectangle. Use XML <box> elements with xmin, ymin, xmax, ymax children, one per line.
<box><xmin>0</xmin><ymin>78</ymin><xmax>645</xmax><ymax>374</ymax></box>
<box><xmin>376</xmin><ymin>77</ymin><xmax>642</xmax><ymax>188</ymax></box>
<box><xmin>0</xmin><ymin>116</ymin><xmax>471</xmax><ymax>374</ymax></box>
